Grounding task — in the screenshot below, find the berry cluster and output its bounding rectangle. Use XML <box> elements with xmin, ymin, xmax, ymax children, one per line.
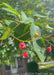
<box><xmin>19</xmin><ymin>42</ymin><xmax>28</xmax><ymax>58</ymax></box>
<box><xmin>19</xmin><ymin>33</ymin><xmax>52</xmax><ymax>58</ymax></box>
<box><xmin>34</xmin><ymin>33</ymin><xmax>52</xmax><ymax>53</ymax></box>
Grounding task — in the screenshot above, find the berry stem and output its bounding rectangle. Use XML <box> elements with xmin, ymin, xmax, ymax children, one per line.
<box><xmin>11</xmin><ymin>33</ymin><xmax>34</xmax><ymax>42</ymax></box>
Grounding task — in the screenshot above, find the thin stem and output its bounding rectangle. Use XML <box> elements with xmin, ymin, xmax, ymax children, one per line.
<box><xmin>43</xmin><ymin>34</ymin><xmax>53</xmax><ymax>39</ymax></box>
<box><xmin>17</xmin><ymin>31</ymin><xmax>30</xmax><ymax>38</ymax></box>
<box><xmin>11</xmin><ymin>33</ymin><xmax>34</xmax><ymax>42</ymax></box>
<box><xmin>44</xmin><ymin>39</ymin><xmax>54</xmax><ymax>46</ymax></box>
<box><xmin>12</xmin><ymin>22</ymin><xmax>20</xmax><ymax>30</ymax></box>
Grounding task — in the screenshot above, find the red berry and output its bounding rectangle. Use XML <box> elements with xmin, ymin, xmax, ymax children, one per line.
<box><xmin>38</xmin><ymin>33</ymin><xmax>40</xmax><ymax>37</ymax></box>
<box><xmin>46</xmin><ymin>47</ymin><xmax>51</xmax><ymax>53</ymax></box>
<box><xmin>34</xmin><ymin>33</ymin><xmax>40</xmax><ymax>38</ymax></box>
<box><xmin>23</xmin><ymin>52</ymin><xmax>28</xmax><ymax>58</ymax></box>
<box><xmin>19</xmin><ymin>42</ymin><xmax>26</xmax><ymax>50</ymax></box>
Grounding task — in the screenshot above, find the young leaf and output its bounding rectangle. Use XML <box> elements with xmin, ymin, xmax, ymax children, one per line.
<box><xmin>46</xmin><ymin>25</ymin><xmax>54</xmax><ymax>30</ymax></box>
<box><xmin>32</xmin><ymin>12</ymin><xmax>46</xmax><ymax>17</ymax></box>
<box><xmin>31</xmin><ymin>23</ymin><xmax>46</xmax><ymax>62</ymax></box>
<box><xmin>21</xmin><ymin>11</ymin><xmax>34</xmax><ymax>24</ymax></box>
<box><xmin>3</xmin><ymin>3</ymin><xmax>20</xmax><ymax>16</ymax></box>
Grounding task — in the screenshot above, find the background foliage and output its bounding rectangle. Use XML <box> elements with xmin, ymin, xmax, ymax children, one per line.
<box><xmin>0</xmin><ymin>0</ymin><xmax>54</xmax><ymax>66</ymax></box>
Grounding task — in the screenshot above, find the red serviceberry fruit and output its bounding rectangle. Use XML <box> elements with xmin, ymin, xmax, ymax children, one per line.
<box><xmin>19</xmin><ymin>42</ymin><xmax>26</xmax><ymax>50</ymax></box>
<box><xmin>23</xmin><ymin>52</ymin><xmax>28</xmax><ymax>58</ymax></box>
<box><xmin>46</xmin><ymin>47</ymin><xmax>51</xmax><ymax>53</ymax></box>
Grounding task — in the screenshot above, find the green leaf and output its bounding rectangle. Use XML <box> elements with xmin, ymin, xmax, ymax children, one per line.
<box><xmin>7</xmin><ymin>13</ymin><xmax>16</xmax><ymax>17</ymax></box>
<box><xmin>0</xmin><ymin>23</ymin><xmax>3</xmax><ymax>27</ymax></box>
<box><xmin>40</xmin><ymin>38</ymin><xmax>46</xmax><ymax>47</ymax></box>
<box><xmin>1</xmin><ymin>28</ymin><xmax>11</xmax><ymax>40</ymax></box>
<box><xmin>4</xmin><ymin>20</ymin><xmax>15</xmax><ymax>26</ymax></box>
<box><xmin>3</xmin><ymin>3</ymin><xmax>20</xmax><ymax>16</ymax></box>
<box><xmin>0</xmin><ymin>23</ymin><xmax>5</xmax><ymax>30</ymax></box>
<box><xmin>21</xmin><ymin>11</ymin><xmax>34</xmax><ymax>24</ymax></box>
<box><xmin>31</xmin><ymin>23</ymin><xmax>46</xmax><ymax>62</ymax></box>
<box><xmin>32</xmin><ymin>12</ymin><xmax>46</xmax><ymax>17</ymax></box>
<box><xmin>46</xmin><ymin>25</ymin><xmax>54</xmax><ymax>30</ymax></box>
<box><xmin>23</xmin><ymin>25</ymin><xmax>29</xmax><ymax>33</ymax></box>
